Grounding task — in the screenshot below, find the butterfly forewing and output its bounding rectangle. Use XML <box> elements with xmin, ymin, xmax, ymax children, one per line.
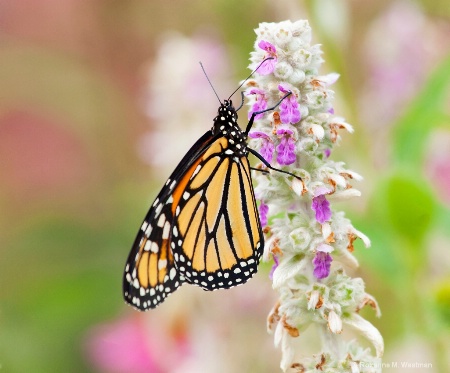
<box><xmin>123</xmin><ymin>132</ymin><xmax>216</xmax><ymax>310</ymax></box>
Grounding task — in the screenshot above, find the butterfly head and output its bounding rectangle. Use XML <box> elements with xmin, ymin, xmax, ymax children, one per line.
<box><xmin>222</xmin><ymin>99</ymin><xmax>238</xmax><ymax>120</ymax></box>
<box><xmin>212</xmin><ymin>99</ymin><xmax>239</xmax><ymax>134</ymax></box>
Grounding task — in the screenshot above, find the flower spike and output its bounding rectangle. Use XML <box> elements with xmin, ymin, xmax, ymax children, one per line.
<box><xmin>247</xmin><ymin>20</ymin><xmax>383</xmax><ymax>371</ymax></box>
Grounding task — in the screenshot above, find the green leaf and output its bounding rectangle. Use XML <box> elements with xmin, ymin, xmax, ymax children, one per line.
<box><xmin>392</xmin><ymin>54</ymin><xmax>450</xmax><ymax>168</ymax></box>
<box><xmin>433</xmin><ymin>278</ymin><xmax>450</xmax><ymax>327</ymax></box>
<box><xmin>385</xmin><ymin>174</ymin><xmax>435</xmax><ymax>244</ymax></box>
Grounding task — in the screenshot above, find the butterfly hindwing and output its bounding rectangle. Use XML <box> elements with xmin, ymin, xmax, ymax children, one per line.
<box><xmin>170</xmin><ymin>137</ymin><xmax>264</xmax><ymax>290</ymax></box>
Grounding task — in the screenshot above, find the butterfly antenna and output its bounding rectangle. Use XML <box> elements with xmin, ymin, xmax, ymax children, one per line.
<box><xmin>199</xmin><ymin>62</ymin><xmax>222</xmax><ymax>105</ymax></box>
<box><xmin>227</xmin><ymin>57</ymin><xmax>274</xmax><ymax>101</ymax></box>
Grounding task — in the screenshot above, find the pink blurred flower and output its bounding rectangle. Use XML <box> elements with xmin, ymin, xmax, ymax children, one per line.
<box><xmin>361</xmin><ymin>1</ymin><xmax>436</xmax><ymax>127</ymax></box>
<box><xmin>85</xmin><ymin>317</ymin><xmax>161</xmax><ymax>373</ymax></box>
<box><xmin>426</xmin><ymin>132</ymin><xmax>450</xmax><ymax>205</ymax></box>
<box><xmin>0</xmin><ymin>110</ymin><xmax>90</xmax><ymax>198</ymax></box>
<box><xmin>84</xmin><ymin>317</ymin><xmax>190</xmax><ymax>373</ymax></box>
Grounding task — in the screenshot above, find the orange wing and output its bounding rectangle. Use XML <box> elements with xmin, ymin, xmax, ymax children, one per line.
<box><xmin>123</xmin><ymin>133</ymin><xmax>264</xmax><ymax>309</ymax></box>
<box><xmin>123</xmin><ymin>131</ymin><xmax>216</xmax><ymax>310</ymax></box>
<box><xmin>170</xmin><ymin>137</ymin><xmax>263</xmax><ymax>291</ymax></box>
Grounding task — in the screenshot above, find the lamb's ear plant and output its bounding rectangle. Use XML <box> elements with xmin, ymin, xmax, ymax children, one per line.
<box><xmin>245</xmin><ymin>20</ymin><xmax>384</xmax><ymax>372</ymax></box>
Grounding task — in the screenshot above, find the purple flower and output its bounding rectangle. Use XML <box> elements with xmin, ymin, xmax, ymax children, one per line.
<box><xmin>249</xmin><ymin>130</ymin><xmax>274</xmax><ymax>163</ymax></box>
<box><xmin>269</xmin><ymin>254</ymin><xmax>279</xmax><ymax>280</ymax></box>
<box><xmin>313</xmin><ymin>244</ymin><xmax>333</xmax><ymax>279</ymax></box>
<box><xmin>259</xmin><ymin>200</ymin><xmax>269</xmax><ymax>227</ymax></box>
<box><xmin>278</xmin><ymin>84</ymin><xmax>301</xmax><ymax>124</ymax></box>
<box><xmin>324</xmin><ymin>148</ymin><xmax>331</xmax><ymax>158</ymax></box>
<box><xmin>276</xmin><ymin>126</ymin><xmax>296</xmax><ymax>165</ymax></box>
<box><xmin>247</xmin><ymin>88</ymin><xmax>268</xmax><ymax>120</ymax></box>
<box><xmin>311</xmin><ymin>186</ymin><xmax>332</xmax><ymax>224</ymax></box>
<box><xmin>257</xmin><ymin>40</ymin><xmax>277</xmax><ymax>75</ymax></box>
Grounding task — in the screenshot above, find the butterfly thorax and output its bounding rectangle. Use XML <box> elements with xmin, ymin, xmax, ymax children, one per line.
<box><xmin>212</xmin><ymin>99</ymin><xmax>248</xmax><ymax>157</ymax></box>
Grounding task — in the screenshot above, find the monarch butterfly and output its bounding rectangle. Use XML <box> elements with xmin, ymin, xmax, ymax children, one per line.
<box><xmin>123</xmin><ymin>71</ymin><xmax>295</xmax><ymax>310</ymax></box>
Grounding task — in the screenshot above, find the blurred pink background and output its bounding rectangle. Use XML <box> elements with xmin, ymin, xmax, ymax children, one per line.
<box><xmin>1</xmin><ymin>1</ymin><xmax>449</xmax><ymax>372</ymax></box>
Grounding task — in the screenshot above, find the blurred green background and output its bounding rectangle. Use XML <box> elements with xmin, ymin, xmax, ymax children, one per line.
<box><xmin>1</xmin><ymin>1</ymin><xmax>449</xmax><ymax>372</ymax></box>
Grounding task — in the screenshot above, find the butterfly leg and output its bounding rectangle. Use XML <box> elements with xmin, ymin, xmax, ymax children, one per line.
<box><xmin>244</xmin><ymin>91</ymin><xmax>292</xmax><ymax>135</ymax></box>
<box><xmin>250</xmin><ymin>166</ymin><xmax>269</xmax><ymax>174</ymax></box>
<box><xmin>248</xmin><ymin>148</ymin><xmax>302</xmax><ymax>180</ymax></box>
